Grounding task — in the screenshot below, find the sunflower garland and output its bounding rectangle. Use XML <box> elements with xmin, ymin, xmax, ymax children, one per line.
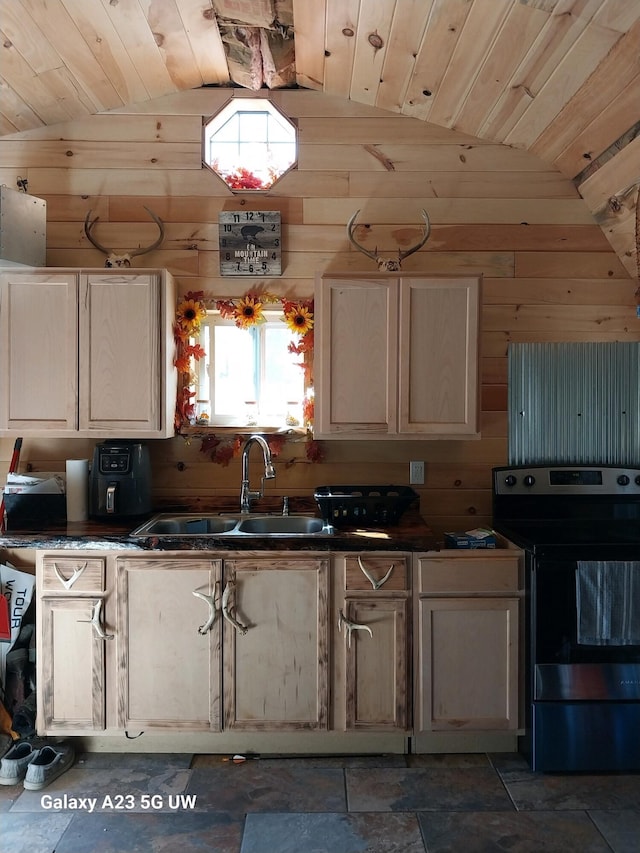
<box><xmin>176</xmin><ymin>297</ymin><xmax>207</xmax><ymax>336</ymax></box>
<box><xmin>174</xmin><ymin>289</ymin><xmax>322</xmax><ymax>463</ymax></box>
<box><xmin>236</xmin><ymin>295</ymin><xmax>264</xmax><ymax>327</ymax></box>
<box><xmin>283</xmin><ymin>301</ymin><xmax>314</xmax><ymax>335</ymax></box>
<box><xmin>215</xmin><ymin>291</ymin><xmax>281</xmax><ymax>327</ymax></box>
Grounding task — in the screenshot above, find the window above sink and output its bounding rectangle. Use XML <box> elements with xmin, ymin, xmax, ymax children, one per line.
<box><xmin>175</xmin><ymin>291</ymin><xmax>315</xmax><ymax>436</ymax></box>
<box><xmin>194</xmin><ymin>309</ymin><xmax>306</xmax><ymax>429</ymax></box>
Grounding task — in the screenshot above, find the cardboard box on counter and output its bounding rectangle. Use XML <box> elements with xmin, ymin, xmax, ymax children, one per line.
<box><xmin>444</xmin><ymin>528</ymin><xmax>497</xmax><ymax>549</ymax></box>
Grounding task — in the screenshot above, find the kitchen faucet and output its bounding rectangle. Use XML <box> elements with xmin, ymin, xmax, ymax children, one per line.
<box><xmin>240</xmin><ymin>435</ymin><xmax>276</xmax><ymax>513</ymax></box>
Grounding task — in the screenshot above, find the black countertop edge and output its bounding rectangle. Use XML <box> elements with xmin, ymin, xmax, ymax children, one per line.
<box><xmin>0</xmin><ymin>532</ymin><xmax>438</xmax><ymax>552</ymax></box>
<box><xmin>0</xmin><ymin>508</ymin><xmax>439</xmax><ymax>552</ymax></box>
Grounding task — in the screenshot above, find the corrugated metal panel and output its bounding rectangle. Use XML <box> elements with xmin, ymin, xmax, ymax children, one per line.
<box><xmin>508</xmin><ymin>342</ymin><xmax>640</xmax><ymax>465</ymax></box>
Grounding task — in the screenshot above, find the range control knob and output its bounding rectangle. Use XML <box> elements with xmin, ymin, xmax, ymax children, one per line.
<box><xmin>636</xmin><ymin>475</ymin><xmax>640</xmax><ymax>486</ymax></box>
<box><xmin>523</xmin><ymin>475</ymin><xmax>536</xmax><ymax>488</ymax></box>
<box><xmin>617</xmin><ymin>474</ymin><xmax>630</xmax><ymax>486</ymax></box>
<box><xmin>504</xmin><ymin>475</ymin><xmax>517</xmax><ymax>487</ymax></box>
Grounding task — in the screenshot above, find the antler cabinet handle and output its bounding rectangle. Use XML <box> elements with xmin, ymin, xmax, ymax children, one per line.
<box><xmin>53</xmin><ymin>561</ymin><xmax>87</xmax><ymax>590</ymax></box>
<box><xmin>338</xmin><ymin>608</ymin><xmax>373</xmax><ymax>648</ymax></box>
<box><xmin>357</xmin><ymin>555</ymin><xmax>394</xmax><ymax>590</ymax></box>
<box><xmin>78</xmin><ymin>599</ymin><xmax>114</xmax><ymax>641</ymax></box>
<box><xmin>221</xmin><ymin>581</ymin><xmax>249</xmax><ymax>635</ymax></box>
<box><xmin>192</xmin><ymin>587</ymin><xmax>218</xmax><ymax>635</ymax></box>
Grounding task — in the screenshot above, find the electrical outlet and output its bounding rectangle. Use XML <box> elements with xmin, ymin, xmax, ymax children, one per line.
<box><xmin>409</xmin><ymin>460</ymin><xmax>424</xmax><ymax>485</ymax></box>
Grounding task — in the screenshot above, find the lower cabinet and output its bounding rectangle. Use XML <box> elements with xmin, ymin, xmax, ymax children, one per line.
<box><xmin>222</xmin><ymin>557</ymin><xmax>329</xmax><ymax>730</ymax></box>
<box><xmin>418</xmin><ymin>597</ymin><xmax>518</xmax><ymax>731</ymax></box>
<box><xmin>115</xmin><ymin>556</ymin><xmax>222</xmax><ymax>731</ymax></box>
<box><xmin>336</xmin><ymin>553</ymin><xmax>411</xmax><ymax>732</ymax></box>
<box><xmin>37</xmin><ymin>554</ymin><xmax>110</xmax><ymax>734</ymax></box>
<box><xmin>39</xmin><ymin>596</ymin><xmax>107</xmax><ymax>732</ymax></box>
<box><xmin>35</xmin><ymin>547</ymin><xmax>521</xmax><ymax>750</ymax></box>
<box><xmin>413</xmin><ymin>551</ymin><xmax>522</xmax><ymax>752</ymax></box>
<box><xmin>36</xmin><ymin>551</ymin><xmax>329</xmax><ymax>735</ymax></box>
<box><xmin>342</xmin><ymin>597</ymin><xmax>408</xmax><ymax>730</ymax></box>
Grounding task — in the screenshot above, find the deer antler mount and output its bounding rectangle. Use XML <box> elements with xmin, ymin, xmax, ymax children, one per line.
<box><xmin>347</xmin><ymin>209</ymin><xmax>431</xmax><ymax>271</ymax></box>
<box><xmin>84</xmin><ymin>206</ymin><xmax>165</xmax><ymax>267</ymax></box>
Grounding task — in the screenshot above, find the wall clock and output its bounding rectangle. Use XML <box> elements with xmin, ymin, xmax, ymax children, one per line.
<box><xmin>219</xmin><ymin>210</ymin><xmax>282</xmax><ymax>276</ymax></box>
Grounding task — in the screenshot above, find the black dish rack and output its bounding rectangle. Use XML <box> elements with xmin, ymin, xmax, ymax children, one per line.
<box><xmin>314</xmin><ymin>485</ymin><xmax>419</xmax><ymax>528</ymax></box>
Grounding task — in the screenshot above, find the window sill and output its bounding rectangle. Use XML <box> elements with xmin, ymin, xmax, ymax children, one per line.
<box><xmin>178</xmin><ymin>425</ymin><xmax>308</xmax><ymax>438</ymax></box>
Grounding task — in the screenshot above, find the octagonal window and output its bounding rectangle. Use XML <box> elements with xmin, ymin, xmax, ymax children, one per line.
<box><xmin>203</xmin><ymin>99</ymin><xmax>297</xmax><ymax>191</ymax></box>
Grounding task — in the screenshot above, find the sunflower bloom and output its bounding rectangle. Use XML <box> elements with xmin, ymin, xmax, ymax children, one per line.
<box><xmin>235</xmin><ymin>296</ymin><xmax>263</xmax><ymax>328</ymax></box>
<box><xmin>284</xmin><ymin>303</ymin><xmax>314</xmax><ymax>335</ymax></box>
<box><xmin>176</xmin><ymin>299</ymin><xmax>206</xmax><ymax>334</ymax></box>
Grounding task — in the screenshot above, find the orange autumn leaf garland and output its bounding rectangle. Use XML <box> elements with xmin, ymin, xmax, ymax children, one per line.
<box><xmin>175</xmin><ymin>290</ymin><xmax>323</xmax><ymax>463</ymax></box>
<box><xmin>174</xmin><ymin>291</ymin><xmax>208</xmax><ymax>427</ymax></box>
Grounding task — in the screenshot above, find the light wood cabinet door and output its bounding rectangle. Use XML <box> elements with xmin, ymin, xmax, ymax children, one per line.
<box><xmin>0</xmin><ymin>271</ymin><xmax>78</xmax><ymax>432</ymax></box>
<box><xmin>223</xmin><ymin>557</ymin><xmax>329</xmax><ymax>730</ymax></box>
<box><xmin>314</xmin><ymin>276</ymin><xmax>398</xmax><ymax>437</ymax></box>
<box><xmin>399</xmin><ymin>277</ymin><xmax>479</xmax><ymax>435</ymax></box>
<box><xmin>1</xmin><ymin>268</ymin><xmax>176</xmax><ymax>437</ymax></box>
<box><xmin>314</xmin><ymin>273</ymin><xmax>480</xmax><ymax>439</ymax></box>
<box><xmin>417</xmin><ymin>596</ymin><xmax>519</xmax><ymax>732</ymax></box>
<box><xmin>38</xmin><ymin>596</ymin><xmax>108</xmax><ymax>732</ymax></box>
<box><xmin>80</xmin><ymin>273</ymin><xmax>162</xmax><ymax>434</ymax></box>
<box><xmin>116</xmin><ymin>557</ymin><xmax>222</xmax><ymax>731</ymax></box>
<box><xmin>342</xmin><ymin>597</ymin><xmax>409</xmax><ymax>731</ymax></box>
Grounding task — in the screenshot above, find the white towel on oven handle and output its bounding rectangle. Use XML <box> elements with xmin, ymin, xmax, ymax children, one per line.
<box><xmin>576</xmin><ymin>561</ymin><xmax>640</xmax><ymax>646</ymax></box>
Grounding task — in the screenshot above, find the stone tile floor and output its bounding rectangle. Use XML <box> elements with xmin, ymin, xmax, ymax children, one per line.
<box><xmin>0</xmin><ymin>751</ymin><xmax>638</xmax><ymax>852</ymax></box>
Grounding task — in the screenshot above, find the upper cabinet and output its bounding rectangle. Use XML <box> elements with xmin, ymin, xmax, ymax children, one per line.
<box><xmin>314</xmin><ymin>275</ymin><xmax>481</xmax><ymax>440</ymax></box>
<box><xmin>0</xmin><ymin>268</ymin><xmax>177</xmax><ymax>438</ymax></box>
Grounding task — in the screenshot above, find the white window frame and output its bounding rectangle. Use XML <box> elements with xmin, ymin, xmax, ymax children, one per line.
<box><xmin>193</xmin><ymin>310</ymin><xmax>306</xmax><ymax>429</ymax></box>
<box><xmin>203</xmin><ymin>99</ymin><xmax>297</xmax><ymax>191</ymax></box>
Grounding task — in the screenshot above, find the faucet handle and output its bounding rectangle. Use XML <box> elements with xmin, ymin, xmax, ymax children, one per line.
<box><xmin>282</xmin><ymin>496</ymin><xmax>290</xmax><ymax>516</ymax></box>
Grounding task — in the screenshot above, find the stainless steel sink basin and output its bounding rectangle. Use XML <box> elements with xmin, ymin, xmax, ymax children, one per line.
<box><xmin>131</xmin><ymin>515</ymin><xmax>240</xmax><ymax>536</ymax></box>
<box><xmin>236</xmin><ymin>515</ymin><xmax>327</xmax><ymax>535</ymax></box>
<box><xmin>130</xmin><ymin>513</ymin><xmax>333</xmax><ymax>538</ymax></box>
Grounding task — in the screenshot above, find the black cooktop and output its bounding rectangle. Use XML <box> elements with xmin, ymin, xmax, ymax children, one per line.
<box><xmin>492</xmin><ymin>465</ymin><xmax>640</xmax><ymax>552</ymax></box>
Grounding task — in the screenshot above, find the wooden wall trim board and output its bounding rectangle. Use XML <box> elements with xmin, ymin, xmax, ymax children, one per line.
<box><xmin>578</xmin><ymin>136</ymin><xmax>640</xmax><ymax>209</ymax></box>
<box><xmin>0</xmin><ymin>89</ymin><xmax>637</xmax><ymax>537</ymax></box>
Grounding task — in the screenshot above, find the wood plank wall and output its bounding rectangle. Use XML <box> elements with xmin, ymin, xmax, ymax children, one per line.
<box><xmin>0</xmin><ymin>89</ymin><xmax>637</xmax><ymax>539</ymax></box>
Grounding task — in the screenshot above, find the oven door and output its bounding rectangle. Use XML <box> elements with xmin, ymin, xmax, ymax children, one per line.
<box><xmin>532</xmin><ymin>553</ymin><xmax>640</xmax><ymax>700</ymax></box>
<box><xmin>527</xmin><ymin>551</ymin><xmax>640</xmax><ymax>771</ymax></box>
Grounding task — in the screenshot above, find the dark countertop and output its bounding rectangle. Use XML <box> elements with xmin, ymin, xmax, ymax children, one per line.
<box><xmin>0</xmin><ymin>509</ymin><xmax>439</xmax><ymax>553</ymax></box>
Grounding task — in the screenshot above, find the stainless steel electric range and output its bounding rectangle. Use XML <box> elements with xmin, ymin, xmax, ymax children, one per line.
<box><xmin>492</xmin><ymin>464</ymin><xmax>640</xmax><ymax>772</ymax></box>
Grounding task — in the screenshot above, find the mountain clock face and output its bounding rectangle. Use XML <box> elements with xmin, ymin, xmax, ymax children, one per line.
<box><xmin>218</xmin><ymin>210</ymin><xmax>282</xmax><ymax>276</ymax></box>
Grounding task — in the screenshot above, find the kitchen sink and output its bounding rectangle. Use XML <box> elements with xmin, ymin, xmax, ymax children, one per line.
<box><xmin>130</xmin><ymin>513</ymin><xmax>333</xmax><ymax>538</ymax></box>
<box><xmin>235</xmin><ymin>515</ymin><xmax>327</xmax><ymax>535</ymax></box>
<box><xmin>130</xmin><ymin>515</ymin><xmax>240</xmax><ymax>536</ymax></box>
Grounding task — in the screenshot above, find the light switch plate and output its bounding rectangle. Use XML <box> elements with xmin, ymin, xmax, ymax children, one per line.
<box><xmin>410</xmin><ymin>461</ymin><xmax>424</xmax><ymax>485</ymax></box>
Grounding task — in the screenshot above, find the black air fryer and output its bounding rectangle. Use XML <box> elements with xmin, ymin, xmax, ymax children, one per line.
<box><xmin>89</xmin><ymin>441</ymin><xmax>152</xmax><ymax>520</ymax></box>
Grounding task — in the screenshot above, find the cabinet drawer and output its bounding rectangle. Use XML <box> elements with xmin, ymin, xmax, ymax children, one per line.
<box><xmin>41</xmin><ymin>557</ymin><xmax>105</xmax><ymax>593</ymax></box>
<box><xmin>345</xmin><ymin>555</ymin><xmax>408</xmax><ymax>591</ymax></box>
<box><xmin>418</xmin><ymin>557</ymin><xmax>519</xmax><ymax>594</ymax></box>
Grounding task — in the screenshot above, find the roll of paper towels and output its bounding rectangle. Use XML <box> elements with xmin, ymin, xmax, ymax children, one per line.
<box><xmin>66</xmin><ymin>459</ymin><xmax>89</xmax><ymax>522</ymax></box>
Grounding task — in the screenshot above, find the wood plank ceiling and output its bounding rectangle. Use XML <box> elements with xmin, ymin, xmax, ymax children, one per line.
<box><xmin>1</xmin><ymin>0</ymin><xmax>638</xmax><ymax>277</ymax></box>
